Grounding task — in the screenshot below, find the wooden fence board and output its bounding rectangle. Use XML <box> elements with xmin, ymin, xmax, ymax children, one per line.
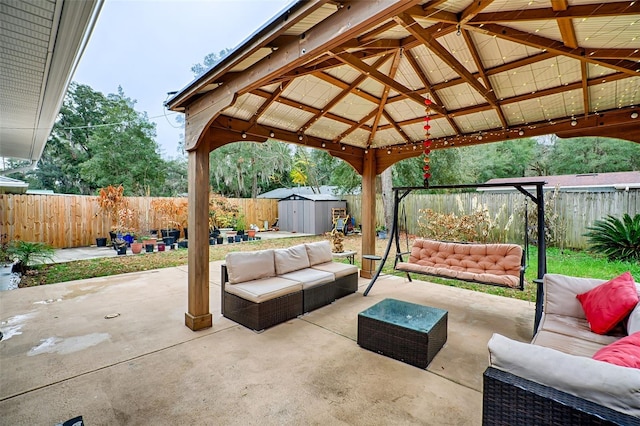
<box><xmin>0</xmin><ymin>195</ymin><xmax>279</xmax><ymax>248</ymax></box>
<box><xmin>1</xmin><ymin>191</ymin><xmax>637</xmax><ymax>249</ymax></box>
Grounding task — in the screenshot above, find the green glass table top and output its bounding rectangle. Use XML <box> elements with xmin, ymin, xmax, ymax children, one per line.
<box><xmin>359</xmin><ymin>298</ymin><xmax>447</xmax><ymax>333</ymax></box>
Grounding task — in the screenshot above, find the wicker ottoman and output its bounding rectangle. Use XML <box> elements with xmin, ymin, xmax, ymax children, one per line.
<box><xmin>358</xmin><ymin>298</ymin><xmax>447</xmax><ymax>369</ymax></box>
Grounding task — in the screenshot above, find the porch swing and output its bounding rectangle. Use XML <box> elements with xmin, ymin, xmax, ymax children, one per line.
<box><xmin>363</xmin><ymin>181</ymin><xmax>549</xmax><ymax>331</ymax></box>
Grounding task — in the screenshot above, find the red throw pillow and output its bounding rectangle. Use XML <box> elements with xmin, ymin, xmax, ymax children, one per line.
<box><xmin>593</xmin><ymin>332</ymin><xmax>640</xmax><ymax>369</ymax></box>
<box><xmin>576</xmin><ymin>271</ymin><xmax>638</xmax><ymax>334</ymax></box>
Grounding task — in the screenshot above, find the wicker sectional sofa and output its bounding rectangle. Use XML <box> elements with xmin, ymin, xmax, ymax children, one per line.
<box><xmin>221</xmin><ymin>241</ymin><xmax>358</xmax><ymax>331</ymax></box>
<box><xmin>483</xmin><ymin>273</ymin><xmax>640</xmax><ymax>425</ymax></box>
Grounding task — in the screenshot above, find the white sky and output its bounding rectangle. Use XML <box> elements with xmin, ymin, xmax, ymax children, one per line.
<box><xmin>73</xmin><ymin>0</ymin><xmax>293</xmax><ymax>159</ymax></box>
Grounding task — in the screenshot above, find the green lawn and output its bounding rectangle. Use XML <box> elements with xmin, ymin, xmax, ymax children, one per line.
<box><xmin>21</xmin><ymin>237</ymin><xmax>639</xmax><ymax>304</ymax></box>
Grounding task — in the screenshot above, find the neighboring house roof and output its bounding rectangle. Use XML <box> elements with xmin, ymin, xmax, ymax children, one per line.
<box><xmin>485</xmin><ymin>171</ymin><xmax>640</xmax><ymax>192</ymax></box>
<box><xmin>0</xmin><ymin>0</ymin><xmax>103</xmax><ymax>168</ymax></box>
<box><xmin>0</xmin><ymin>176</ymin><xmax>29</xmax><ymax>194</ymax></box>
<box><xmin>258</xmin><ymin>186</ymin><xmax>342</xmax><ymax>199</ymax></box>
<box><xmin>279</xmin><ymin>193</ymin><xmax>343</xmax><ymax>202</ymax></box>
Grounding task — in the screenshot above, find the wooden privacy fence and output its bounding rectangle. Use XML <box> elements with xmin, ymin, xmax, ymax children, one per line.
<box><xmin>0</xmin><ymin>194</ymin><xmax>278</xmax><ymax>248</ymax></box>
<box><xmin>344</xmin><ymin>190</ymin><xmax>640</xmax><ymax>250</ymax></box>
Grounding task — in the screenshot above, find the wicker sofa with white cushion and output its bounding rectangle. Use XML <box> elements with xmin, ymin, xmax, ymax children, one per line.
<box><xmin>221</xmin><ymin>241</ymin><xmax>358</xmax><ymax>331</ymax></box>
<box><xmin>483</xmin><ymin>273</ymin><xmax>640</xmax><ymax>425</ymax></box>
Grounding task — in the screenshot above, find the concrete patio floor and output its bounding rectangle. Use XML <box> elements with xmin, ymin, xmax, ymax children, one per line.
<box><xmin>0</xmin><ymin>262</ymin><xmax>535</xmax><ymax>425</ymax></box>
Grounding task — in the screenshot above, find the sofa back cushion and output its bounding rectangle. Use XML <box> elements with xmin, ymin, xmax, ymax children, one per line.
<box><xmin>544</xmin><ymin>274</ymin><xmax>608</xmax><ymax>318</ymax></box>
<box><xmin>226</xmin><ymin>249</ymin><xmax>275</xmax><ymax>284</ymax></box>
<box><xmin>305</xmin><ymin>241</ymin><xmax>333</xmax><ymax>266</ymax></box>
<box><xmin>274</xmin><ymin>244</ymin><xmax>310</xmax><ymax>275</ymax></box>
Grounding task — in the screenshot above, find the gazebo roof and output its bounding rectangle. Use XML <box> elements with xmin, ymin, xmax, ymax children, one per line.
<box><xmin>167</xmin><ymin>0</ymin><xmax>640</xmax><ymax>174</ymax></box>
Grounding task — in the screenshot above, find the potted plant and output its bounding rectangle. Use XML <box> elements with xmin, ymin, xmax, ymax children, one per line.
<box><xmin>113</xmin><ymin>238</ymin><xmax>127</xmax><ymax>255</ymax></box>
<box><xmin>6</xmin><ymin>241</ymin><xmax>54</xmax><ymax>274</ymax></box>
<box><xmin>376</xmin><ymin>225</ymin><xmax>388</xmax><ymax>239</ymax></box>
<box><xmin>131</xmin><ymin>239</ymin><xmax>144</xmax><ymax>254</ymax></box>
<box><xmin>151</xmin><ymin>198</ymin><xmax>185</xmax><ymax>242</ymax></box>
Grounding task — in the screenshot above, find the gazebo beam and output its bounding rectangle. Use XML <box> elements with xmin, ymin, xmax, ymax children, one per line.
<box><xmin>471</xmin><ymin>2</ymin><xmax>640</xmax><ymax>23</ymax></box>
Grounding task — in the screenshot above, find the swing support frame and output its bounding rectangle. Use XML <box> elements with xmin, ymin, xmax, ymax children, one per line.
<box><xmin>363</xmin><ymin>181</ymin><xmax>548</xmax><ymax>331</ymax></box>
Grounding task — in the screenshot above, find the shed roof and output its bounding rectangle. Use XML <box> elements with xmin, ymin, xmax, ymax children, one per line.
<box><xmin>279</xmin><ymin>193</ymin><xmax>343</xmax><ymax>201</ymax></box>
<box><xmin>258</xmin><ymin>185</ymin><xmax>341</xmax><ymax>199</ymax></box>
<box><xmin>0</xmin><ymin>176</ymin><xmax>29</xmax><ymax>194</ymax></box>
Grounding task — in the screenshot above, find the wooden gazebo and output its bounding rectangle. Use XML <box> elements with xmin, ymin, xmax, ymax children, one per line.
<box><xmin>166</xmin><ymin>0</ymin><xmax>640</xmax><ymax>330</ymax></box>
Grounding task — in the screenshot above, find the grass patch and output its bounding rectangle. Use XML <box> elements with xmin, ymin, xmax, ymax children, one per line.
<box><xmin>19</xmin><ymin>235</ymin><xmax>639</xmax><ymax>305</ymax></box>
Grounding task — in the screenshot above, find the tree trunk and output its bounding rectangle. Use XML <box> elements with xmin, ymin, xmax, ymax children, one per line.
<box><xmin>381</xmin><ymin>167</ymin><xmax>393</xmax><ymax>233</ymax></box>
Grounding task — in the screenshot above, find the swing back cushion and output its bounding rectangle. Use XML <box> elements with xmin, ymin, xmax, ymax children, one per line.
<box><xmin>397</xmin><ymin>239</ymin><xmax>523</xmax><ymax>288</ymax></box>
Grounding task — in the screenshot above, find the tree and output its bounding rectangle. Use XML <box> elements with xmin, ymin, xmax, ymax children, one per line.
<box><xmin>547</xmin><ymin>137</ymin><xmax>640</xmax><ymax>174</ymax></box>
<box><xmin>23</xmin><ymin>83</ymin><xmax>166</xmax><ymax>195</ymax></box>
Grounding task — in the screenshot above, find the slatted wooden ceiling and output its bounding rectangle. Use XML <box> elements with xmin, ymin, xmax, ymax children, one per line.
<box><xmin>167</xmin><ymin>0</ymin><xmax>640</xmax><ymax>174</ymax></box>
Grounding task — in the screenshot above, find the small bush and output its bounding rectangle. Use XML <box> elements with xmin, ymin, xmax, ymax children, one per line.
<box><xmin>7</xmin><ymin>241</ymin><xmax>54</xmax><ymax>274</ymax></box>
<box><xmin>584</xmin><ymin>214</ymin><xmax>640</xmax><ymax>262</ymax></box>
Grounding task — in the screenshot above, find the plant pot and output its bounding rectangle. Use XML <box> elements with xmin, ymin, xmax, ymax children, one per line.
<box><xmin>123</xmin><ymin>234</ymin><xmax>135</xmax><ymax>246</ymax></box>
<box><xmin>178</xmin><ymin>240</ymin><xmax>188</xmax><ymax>249</ymax></box>
<box><xmin>242</xmin><ymin>234</ymin><xmax>248</xmax><ymax>241</ymax></box>
<box><xmin>116</xmin><ymin>246</ymin><xmax>127</xmax><ymax>255</ymax></box>
<box><xmin>183</xmin><ymin>227</ymin><xmax>188</xmax><ymax>240</ymax></box>
<box><xmin>96</xmin><ymin>237</ymin><xmax>107</xmax><ymax>247</ymax></box>
<box><xmin>247</xmin><ymin>229</ymin><xmax>256</xmax><ymax>238</ymax></box>
<box><xmin>216</xmin><ymin>237</ymin><xmax>224</xmax><ymax>245</ymax></box>
<box><xmin>227</xmin><ymin>236</ymin><xmax>234</xmax><ymax>244</ymax></box>
<box><xmin>234</xmin><ymin>235</ymin><xmax>242</xmax><ymax>243</ymax></box>
<box><xmin>131</xmin><ymin>242</ymin><xmax>143</xmax><ymax>254</ymax></box>
<box><xmin>157</xmin><ymin>242</ymin><xmax>165</xmax><ymax>252</ymax></box>
<box><xmin>163</xmin><ymin>236</ymin><xmax>175</xmax><ymax>246</ymax></box>
<box><xmin>211</xmin><ymin>229</ymin><xmax>221</xmax><ymax>238</ymax></box>
<box><xmin>209</xmin><ymin>237</ymin><xmax>216</xmax><ymax>245</ymax></box>
<box><xmin>109</xmin><ymin>231</ymin><xmax>117</xmax><ymax>243</ymax></box>
<box><xmin>377</xmin><ymin>231</ymin><xmax>387</xmax><ymax>239</ymax></box>
<box><xmin>145</xmin><ymin>243</ymin><xmax>155</xmax><ymax>253</ymax></box>
<box><xmin>144</xmin><ymin>238</ymin><xmax>157</xmax><ymax>246</ymax></box>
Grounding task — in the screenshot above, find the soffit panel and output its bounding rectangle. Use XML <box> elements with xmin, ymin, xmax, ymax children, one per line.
<box><xmin>283</xmin><ymin>74</ymin><xmax>343</xmax><ymax>109</ymax></box>
<box><xmin>439</xmin><ymin>32</ymin><xmax>478</xmax><ymax>74</ymax></box>
<box><xmin>454</xmin><ymin>110</ymin><xmax>502</xmax><ymax>134</ymax></box>
<box><xmin>574</xmin><ymin>16</ymin><xmax>640</xmax><ymax>49</ymax></box>
<box><xmin>229</xmin><ymin>48</ymin><xmax>273</xmax><ymax>73</ymax></box>
<box><xmin>588</xmin><ymin>64</ymin><xmax>619</xmax><ymax>80</ymax></box>
<box><xmin>306</xmin><ymin>116</ymin><xmax>350</xmax><ymax>140</ymax></box>
<box><xmin>409</xmin><ymin>44</ymin><xmax>458</xmax><ymax>84</ymax></box>
<box><xmin>472</xmin><ymin>32</ymin><xmax>542</xmax><ymax>69</ymax></box>
<box><xmin>341</xmin><ymin>128</ymin><xmax>369</xmax><ymax>147</ymax></box>
<box><xmin>395</xmin><ymin>55</ymin><xmax>426</xmax><ymax>90</ymax></box>
<box><xmin>482</xmin><ymin>0</ymin><xmax>547</xmax><ymax>13</ymax></box>
<box><xmin>324</xmin><ymin>64</ymin><xmax>363</xmax><ymax>85</ymax></box>
<box><xmin>223</xmin><ymin>93</ymin><xmax>263</xmax><ymax>121</ymax></box>
<box><xmin>563</xmin><ymin>89</ymin><xmax>586</xmax><ymax>117</ymax></box>
<box><xmin>282</xmin><ymin>3</ymin><xmax>338</xmax><ymax>36</ymax></box>
<box><xmin>437</xmin><ymin>82</ymin><xmax>488</xmax><ymax>110</ymax></box>
<box><xmin>357</xmin><ymin>76</ymin><xmax>385</xmax><ymax>98</ymax></box>
<box><xmin>432</xmin><ymin>0</ymin><xmax>472</xmax><ymax>14</ymax></box>
<box><xmin>329</xmin><ymin>93</ymin><xmax>377</xmax><ymax>122</ymax></box>
<box><xmin>258</xmin><ymin>102</ymin><xmax>314</xmax><ymax>131</ymax></box>
<box><xmin>590</xmin><ymin>78</ymin><xmax>640</xmax><ymax>112</ymax></box>
<box><xmin>404</xmin><ymin>116</ymin><xmax>454</xmax><ymax>140</ymax></box>
<box><xmin>372</xmin><ymin>127</ymin><xmax>405</xmax><ymax>147</ymax></box>
<box><xmin>385</xmin><ymin>98</ymin><xmax>425</xmax><ymax>123</ymax></box>
<box><xmin>504</xmin><ymin>20</ymin><xmax>562</xmax><ymax>44</ymax></box>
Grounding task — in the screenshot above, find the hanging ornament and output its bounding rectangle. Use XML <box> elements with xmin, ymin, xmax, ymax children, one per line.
<box><xmin>422</xmin><ymin>97</ymin><xmax>435</xmax><ymax>187</ymax></box>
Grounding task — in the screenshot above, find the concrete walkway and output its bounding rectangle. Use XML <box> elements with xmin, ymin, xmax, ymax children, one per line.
<box><xmin>0</xmin><ymin>263</ymin><xmax>534</xmax><ymax>425</ymax></box>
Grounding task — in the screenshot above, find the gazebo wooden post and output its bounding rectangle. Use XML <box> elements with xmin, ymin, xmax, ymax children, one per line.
<box><xmin>360</xmin><ymin>151</ymin><xmax>377</xmax><ymax>278</ymax></box>
<box><xmin>185</xmin><ymin>139</ymin><xmax>212</xmax><ymax>331</ymax></box>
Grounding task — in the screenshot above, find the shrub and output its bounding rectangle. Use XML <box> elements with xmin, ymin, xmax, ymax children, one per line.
<box><xmin>7</xmin><ymin>241</ymin><xmax>54</xmax><ymax>274</ymax></box>
<box><xmin>584</xmin><ymin>213</ymin><xmax>640</xmax><ymax>262</ymax></box>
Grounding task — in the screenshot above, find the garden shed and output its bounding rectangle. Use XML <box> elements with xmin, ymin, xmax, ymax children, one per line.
<box><xmin>278</xmin><ymin>194</ymin><xmax>346</xmax><ymax>235</ymax></box>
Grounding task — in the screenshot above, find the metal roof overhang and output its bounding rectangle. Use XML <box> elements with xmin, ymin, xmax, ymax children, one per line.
<box><xmin>0</xmin><ymin>0</ymin><xmax>103</xmax><ymax>168</ymax></box>
<box><xmin>167</xmin><ymin>0</ymin><xmax>640</xmax><ymax>175</ymax></box>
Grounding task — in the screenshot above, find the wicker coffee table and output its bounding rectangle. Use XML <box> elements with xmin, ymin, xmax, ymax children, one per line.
<box><xmin>357</xmin><ymin>298</ymin><xmax>447</xmax><ymax>369</ymax></box>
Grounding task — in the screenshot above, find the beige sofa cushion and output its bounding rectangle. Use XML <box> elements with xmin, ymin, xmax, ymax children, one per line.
<box><xmin>305</xmin><ymin>241</ymin><xmax>333</xmax><ymax>266</ymax></box>
<box><xmin>279</xmin><ymin>268</ymin><xmax>334</xmax><ymax>290</ymax></box>
<box><xmin>538</xmin><ymin>314</ymin><xmax>622</xmax><ymax>347</ymax></box>
<box><xmin>532</xmin><ymin>329</ymin><xmax>610</xmax><ymax>358</ymax></box>
<box><xmin>274</xmin><ymin>244</ymin><xmax>310</xmax><ymax>275</ymax></box>
<box><xmin>488</xmin><ymin>333</ymin><xmax>640</xmax><ymax>417</ymax></box>
<box><xmin>226</xmin><ymin>249</ymin><xmax>275</xmax><ymax>284</ymax></box>
<box><xmin>224</xmin><ymin>276</ymin><xmax>302</xmax><ymax>303</ymax></box>
<box><xmin>311</xmin><ymin>261</ymin><xmax>358</xmax><ymax>278</ymax></box>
